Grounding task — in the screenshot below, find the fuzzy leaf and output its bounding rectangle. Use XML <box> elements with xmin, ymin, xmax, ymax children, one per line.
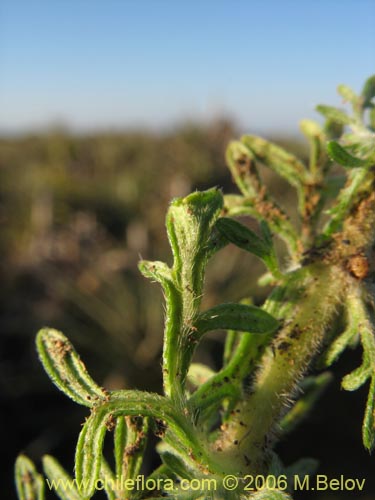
<box><xmin>327</xmin><ymin>141</ymin><xmax>370</xmax><ymax>168</ymax></box>
<box><xmin>363</xmin><ymin>376</ymin><xmax>375</xmax><ymax>451</ymax></box>
<box><xmin>187</xmin><ymin>363</ymin><xmax>215</xmax><ymax>387</ymax></box>
<box><xmin>337</xmin><ymin>84</ymin><xmax>359</xmax><ymax>105</ymax></box>
<box><xmin>166</xmin><ymin>188</ymin><xmax>223</xmax><ymax>286</ymax></box>
<box><xmin>322</xmin><ymin>321</ymin><xmax>359</xmax><ymax>367</ymax></box>
<box><xmin>15</xmin><ymin>455</ymin><xmax>45</xmax><ymax>500</ymax></box>
<box><xmin>361</xmin><ymin>75</ymin><xmax>375</xmax><ymax>108</ymax></box>
<box><xmin>316</xmin><ymin>105</ymin><xmax>352</xmax><ymax>125</ymax></box>
<box><xmin>160</xmin><ymin>452</ymin><xmax>192</xmax><ymax>480</ymax></box>
<box><xmin>300</xmin><ymin>119</ymin><xmax>322</xmax><ymax>138</ymax></box>
<box><xmin>342</xmin><ymin>363</ymin><xmax>371</xmax><ymax>391</ymax></box>
<box><xmin>75</xmin><ymin>390</ymin><xmax>200</xmax><ymax>497</ymax></box>
<box><xmin>36</xmin><ymin>328</ymin><xmax>107</xmax><ymax>407</ymax></box>
<box><xmin>241</xmin><ymin>134</ymin><xmax>306</xmax><ymax>188</ymax></box>
<box><xmin>138</xmin><ymin>260</ymin><xmax>173</xmax><ymax>284</ymax></box>
<box><xmin>100</xmin><ymin>459</ymin><xmax>117</xmax><ymax>500</ymax></box>
<box><xmin>114</xmin><ymin>416</ymin><xmax>127</xmax><ymax>478</ymax></box>
<box><xmin>195</xmin><ymin>303</ymin><xmax>279</xmax><ymax>336</ymax></box>
<box><xmin>226</xmin><ymin>140</ymin><xmax>258</xmax><ymax>197</ymax></box>
<box><xmin>42</xmin><ymin>455</ymin><xmax>83</xmax><ymax>500</ymax></box>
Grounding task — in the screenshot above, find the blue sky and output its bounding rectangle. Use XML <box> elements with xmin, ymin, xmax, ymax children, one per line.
<box><xmin>0</xmin><ymin>0</ymin><xmax>374</xmax><ymax>135</ymax></box>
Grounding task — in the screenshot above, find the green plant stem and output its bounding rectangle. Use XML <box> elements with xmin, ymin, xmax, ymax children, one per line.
<box><xmin>216</xmin><ymin>185</ymin><xmax>375</xmax><ymax>475</ymax></box>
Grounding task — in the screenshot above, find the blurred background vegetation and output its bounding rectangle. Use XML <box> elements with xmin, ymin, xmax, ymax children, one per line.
<box><xmin>1</xmin><ymin>122</ymin><xmax>373</xmax><ymax>498</ymax></box>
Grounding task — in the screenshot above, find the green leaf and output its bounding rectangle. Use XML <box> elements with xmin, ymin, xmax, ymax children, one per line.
<box><xmin>327</xmin><ymin>141</ymin><xmax>370</xmax><ymax>168</ymax></box>
<box><xmin>36</xmin><ymin>328</ymin><xmax>107</xmax><ymax>408</ymax></box>
<box><xmin>15</xmin><ymin>455</ymin><xmax>45</xmax><ymax>500</ymax></box>
<box><xmin>100</xmin><ymin>459</ymin><xmax>117</xmax><ymax>500</ymax></box>
<box><xmin>361</xmin><ymin>75</ymin><xmax>375</xmax><ymax>108</ymax></box>
<box><xmin>216</xmin><ymin>217</ymin><xmax>282</xmax><ymax>278</ymax></box>
<box><xmin>74</xmin><ymin>390</ymin><xmax>206</xmax><ymax>497</ymax></box>
<box><xmin>75</xmin><ymin>406</ymin><xmax>109</xmax><ymax>497</ymax></box>
<box><xmin>114</xmin><ymin>416</ymin><xmax>127</xmax><ymax>479</ymax></box>
<box><xmin>195</xmin><ymin>303</ymin><xmax>279</xmax><ymax>336</ymax></box>
<box><xmin>138</xmin><ymin>260</ymin><xmax>173</xmax><ymax>284</ymax></box>
<box><xmin>300</xmin><ymin>119</ymin><xmax>322</xmax><ymax>138</ymax></box>
<box><xmin>187</xmin><ymin>363</ymin><xmax>215</xmax><ymax>387</ymax></box>
<box><xmin>160</xmin><ymin>452</ymin><xmax>192</xmax><ymax>480</ymax></box>
<box><xmin>370</xmin><ymin>107</ymin><xmax>375</xmax><ymax>129</ymax></box>
<box><xmin>363</xmin><ymin>376</ymin><xmax>375</xmax><ymax>451</ymax></box>
<box><xmin>216</xmin><ymin>217</ymin><xmax>269</xmax><ymax>260</ymax></box>
<box><xmin>323</xmin><ymin>324</ymin><xmax>358</xmax><ymax>367</ymax></box>
<box><xmin>226</xmin><ymin>140</ymin><xmax>259</xmax><ymax>197</ymax></box>
<box><xmin>316</xmin><ymin>105</ymin><xmax>352</xmax><ymax>125</ymax></box>
<box><xmin>241</xmin><ymin>135</ymin><xmax>306</xmax><ymax>188</ymax></box>
<box><xmin>42</xmin><ymin>455</ymin><xmax>83</xmax><ymax>500</ymax></box>
<box><xmin>342</xmin><ymin>363</ymin><xmax>371</xmax><ymax>391</ymax></box>
<box><xmin>166</xmin><ymin>188</ymin><xmax>223</xmax><ymax>288</ymax></box>
<box><xmin>337</xmin><ymin>84</ymin><xmax>359</xmax><ymax>105</ymax></box>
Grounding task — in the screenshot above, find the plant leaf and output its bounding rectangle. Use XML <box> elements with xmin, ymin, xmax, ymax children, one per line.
<box><xmin>361</xmin><ymin>74</ymin><xmax>375</xmax><ymax>108</ymax></box>
<box><xmin>15</xmin><ymin>455</ymin><xmax>45</xmax><ymax>500</ymax></box>
<box><xmin>195</xmin><ymin>303</ymin><xmax>279</xmax><ymax>336</ymax></box>
<box><xmin>42</xmin><ymin>455</ymin><xmax>83</xmax><ymax>500</ymax></box>
<box><xmin>363</xmin><ymin>376</ymin><xmax>375</xmax><ymax>451</ymax></box>
<box><xmin>187</xmin><ymin>363</ymin><xmax>215</xmax><ymax>387</ymax></box>
<box><xmin>337</xmin><ymin>84</ymin><xmax>359</xmax><ymax>105</ymax></box>
<box><xmin>216</xmin><ymin>217</ymin><xmax>282</xmax><ymax>278</ymax></box>
<box><xmin>215</xmin><ymin>217</ymin><xmax>268</xmax><ymax>258</ymax></box>
<box><xmin>36</xmin><ymin>328</ymin><xmax>107</xmax><ymax>407</ymax></box>
<box><xmin>241</xmin><ymin>134</ymin><xmax>306</xmax><ymax>188</ymax></box>
<box><xmin>327</xmin><ymin>141</ymin><xmax>370</xmax><ymax>168</ymax></box>
<box><xmin>342</xmin><ymin>363</ymin><xmax>371</xmax><ymax>391</ymax></box>
<box><xmin>316</xmin><ymin>105</ymin><xmax>352</xmax><ymax>125</ymax></box>
<box><xmin>75</xmin><ymin>390</ymin><xmax>204</xmax><ymax>497</ymax></box>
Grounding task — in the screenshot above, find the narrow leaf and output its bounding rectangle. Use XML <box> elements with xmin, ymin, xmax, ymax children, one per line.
<box><xmin>100</xmin><ymin>459</ymin><xmax>117</xmax><ymax>500</ymax></box>
<box><xmin>216</xmin><ymin>217</ymin><xmax>269</xmax><ymax>261</ymax></box>
<box><xmin>75</xmin><ymin>406</ymin><xmax>108</xmax><ymax>497</ymax></box>
<box><xmin>138</xmin><ymin>260</ymin><xmax>173</xmax><ymax>285</ymax></box>
<box><xmin>195</xmin><ymin>303</ymin><xmax>279</xmax><ymax>336</ymax></box>
<box><xmin>74</xmin><ymin>390</ymin><xmax>204</xmax><ymax>496</ymax></box>
<box><xmin>342</xmin><ymin>363</ymin><xmax>371</xmax><ymax>391</ymax></box>
<box><xmin>42</xmin><ymin>455</ymin><xmax>83</xmax><ymax>500</ymax></box>
<box><xmin>363</xmin><ymin>376</ymin><xmax>375</xmax><ymax>451</ymax></box>
<box><xmin>241</xmin><ymin>134</ymin><xmax>306</xmax><ymax>188</ymax></box>
<box><xmin>337</xmin><ymin>84</ymin><xmax>359</xmax><ymax>105</ymax></box>
<box><xmin>114</xmin><ymin>416</ymin><xmax>127</xmax><ymax>478</ymax></box>
<box><xmin>361</xmin><ymin>75</ymin><xmax>375</xmax><ymax>108</ymax></box>
<box><xmin>300</xmin><ymin>119</ymin><xmax>322</xmax><ymax>137</ymax></box>
<box><xmin>160</xmin><ymin>452</ymin><xmax>192</xmax><ymax>480</ymax></box>
<box><xmin>187</xmin><ymin>363</ymin><xmax>215</xmax><ymax>387</ymax></box>
<box><xmin>327</xmin><ymin>141</ymin><xmax>370</xmax><ymax>168</ymax></box>
<box><xmin>15</xmin><ymin>455</ymin><xmax>45</xmax><ymax>500</ymax></box>
<box><xmin>316</xmin><ymin>105</ymin><xmax>352</xmax><ymax>125</ymax></box>
<box><xmin>322</xmin><ymin>323</ymin><xmax>359</xmax><ymax>367</ymax></box>
<box><xmin>216</xmin><ymin>217</ymin><xmax>282</xmax><ymax>277</ymax></box>
<box><xmin>226</xmin><ymin>140</ymin><xmax>260</xmax><ymax>197</ymax></box>
<box><xmin>36</xmin><ymin>328</ymin><xmax>107</xmax><ymax>407</ymax></box>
